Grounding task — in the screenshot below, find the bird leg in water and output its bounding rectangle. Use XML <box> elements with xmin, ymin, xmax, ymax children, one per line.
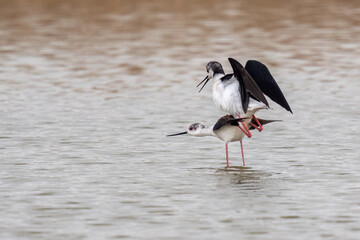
<box><xmin>237</xmin><ymin>115</ymin><xmax>252</xmax><ymax>138</ymax></box>
<box><xmin>225</xmin><ymin>143</ymin><xmax>229</xmax><ymax>167</ymax></box>
<box><xmin>240</xmin><ymin>140</ymin><xmax>245</xmax><ymax>167</ymax></box>
<box><xmin>249</xmin><ymin>115</ymin><xmax>263</xmax><ymax>132</ymax></box>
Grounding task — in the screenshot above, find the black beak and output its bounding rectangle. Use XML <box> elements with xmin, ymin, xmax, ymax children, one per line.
<box><xmin>166</xmin><ymin>131</ymin><xmax>187</xmax><ymax>137</ymax></box>
<box><xmin>197</xmin><ymin>76</ymin><xmax>209</xmax><ymax>93</ymax></box>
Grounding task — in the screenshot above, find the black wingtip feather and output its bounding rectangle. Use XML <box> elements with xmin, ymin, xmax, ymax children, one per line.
<box><xmin>249</xmin><ymin>118</ymin><xmax>281</xmax><ymax>130</ymax></box>
<box><xmin>245</xmin><ymin>60</ymin><xmax>293</xmax><ymax>113</ymax></box>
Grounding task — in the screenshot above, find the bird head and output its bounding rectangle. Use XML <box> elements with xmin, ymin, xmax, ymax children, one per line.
<box><xmin>197</xmin><ymin>61</ymin><xmax>224</xmax><ymax>92</ymax></box>
<box><xmin>167</xmin><ymin>123</ymin><xmax>207</xmax><ymax>137</ymax></box>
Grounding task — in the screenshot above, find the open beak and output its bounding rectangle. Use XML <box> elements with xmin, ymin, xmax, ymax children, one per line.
<box><xmin>197</xmin><ymin>76</ymin><xmax>209</xmax><ymax>92</ymax></box>
<box><xmin>166</xmin><ymin>131</ymin><xmax>187</xmax><ymax>137</ymax></box>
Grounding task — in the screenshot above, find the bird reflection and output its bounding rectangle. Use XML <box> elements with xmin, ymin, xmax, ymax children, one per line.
<box><xmin>216</xmin><ymin>166</ymin><xmax>270</xmax><ymax>187</ymax></box>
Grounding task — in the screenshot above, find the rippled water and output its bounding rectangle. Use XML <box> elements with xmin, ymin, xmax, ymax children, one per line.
<box><xmin>1</xmin><ymin>0</ymin><xmax>360</xmax><ymax>239</ymax></box>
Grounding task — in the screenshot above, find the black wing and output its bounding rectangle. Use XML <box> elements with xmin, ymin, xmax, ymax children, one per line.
<box><xmin>248</xmin><ymin>118</ymin><xmax>281</xmax><ymax>130</ymax></box>
<box><xmin>228</xmin><ymin>58</ymin><xmax>269</xmax><ymax>113</ymax></box>
<box><xmin>245</xmin><ymin>60</ymin><xmax>292</xmax><ymax>113</ymax></box>
<box><xmin>213</xmin><ymin>115</ymin><xmax>247</xmax><ymax>131</ymax></box>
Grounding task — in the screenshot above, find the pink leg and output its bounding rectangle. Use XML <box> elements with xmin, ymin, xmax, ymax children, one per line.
<box><xmin>237</xmin><ymin>115</ymin><xmax>252</xmax><ymax>138</ymax></box>
<box><xmin>249</xmin><ymin>115</ymin><xmax>263</xmax><ymax>132</ymax></box>
<box><xmin>240</xmin><ymin>140</ymin><xmax>245</xmax><ymax>166</ymax></box>
<box><xmin>225</xmin><ymin>142</ymin><xmax>229</xmax><ymax>167</ymax></box>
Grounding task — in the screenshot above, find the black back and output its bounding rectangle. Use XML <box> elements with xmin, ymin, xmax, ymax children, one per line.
<box><xmin>213</xmin><ymin>115</ymin><xmax>246</xmax><ymax>131</ymax></box>
<box><xmin>213</xmin><ymin>115</ymin><xmax>279</xmax><ymax>131</ymax></box>
<box><xmin>245</xmin><ymin>60</ymin><xmax>293</xmax><ymax>113</ymax></box>
<box><xmin>228</xmin><ymin>58</ymin><xmax>269</xmax><ymax>113</ymax></box>
<box><xmin>220</xmin><ymin>74</ymin><xmax>233</xmax><ymax>82</ymax></box>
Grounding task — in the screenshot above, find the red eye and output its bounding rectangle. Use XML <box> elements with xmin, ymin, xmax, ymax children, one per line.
<box><xmin>189</xmin><ymin>126</ymin><xmax>193</xmax><ymax>131</ymax></box>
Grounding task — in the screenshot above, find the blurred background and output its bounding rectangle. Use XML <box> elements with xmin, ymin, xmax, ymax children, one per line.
<box><xmin>1</xmin><ymin>0</ymin><xmax>359</xmax><ymax>239</ymax></box>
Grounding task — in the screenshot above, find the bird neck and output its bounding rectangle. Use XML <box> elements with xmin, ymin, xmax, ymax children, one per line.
<box><xmin>212</xmin><ymin>74</ymin><xmax>225</xmax><ymax>89</ymax></box>
<box><xmin>196</xmin><ymin>126</ymin><xmax>216</xmax><ymax>137</ymax></box>
<box><xmin>213</xmin><ymin>73</ymin><xmax>224</xmax><ymax>81</ymax></box>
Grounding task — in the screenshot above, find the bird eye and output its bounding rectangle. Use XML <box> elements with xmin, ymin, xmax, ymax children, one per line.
<box><xmin>189</xmin><ymin>126</ymin><xmax>193</xmax><ymax>131</ymax></box>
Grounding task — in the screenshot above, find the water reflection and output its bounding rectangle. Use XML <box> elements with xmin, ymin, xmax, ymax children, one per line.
<box><xmin>216</xmin><ymin>166</ymin><xmax>271</xmax><ymax>188</ymax></box>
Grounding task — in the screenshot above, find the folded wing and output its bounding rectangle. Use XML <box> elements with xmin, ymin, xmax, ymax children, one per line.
<box><xmin>213</xmin><ymin>115</ymin><xmax>247</xmax><ymax>131</ymax></box>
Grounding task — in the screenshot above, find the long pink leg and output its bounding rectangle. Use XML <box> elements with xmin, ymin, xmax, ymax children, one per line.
<box><xmin>249</xmin><ymin>115</ymin><xmax>263</xmax><ymax>132</ymax></box>
<box><xmin>225</xmin><ymin>143</ymin><xmax>229</xmax><ymax>167</ymax></box>
<box><xmin>237</xmin><ymin>115</ymin><xmax>252</xmax><ymax>138</ymax></box>
<box><xmin>240</xmin><ymin>140</ymin><xmax>245</xmax><ymax>166</ymax></box>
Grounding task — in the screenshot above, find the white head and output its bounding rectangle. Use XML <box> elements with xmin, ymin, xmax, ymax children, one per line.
<box><xmin>167</xmin><ymin>123</ymin><xmax>215</xmax><ymax>137</ymax></box>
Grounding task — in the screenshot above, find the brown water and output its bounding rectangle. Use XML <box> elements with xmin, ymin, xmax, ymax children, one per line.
<box><xmin>1</xmin><ymin>0</ymin><xmax>360</xmax><ymax>239</ymax></box>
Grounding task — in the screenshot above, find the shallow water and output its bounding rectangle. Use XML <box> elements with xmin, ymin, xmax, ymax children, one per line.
<box><xmin>1</xmin><ymin>0</ymin><xmax>360</xmax><ymax>239</ymax></box>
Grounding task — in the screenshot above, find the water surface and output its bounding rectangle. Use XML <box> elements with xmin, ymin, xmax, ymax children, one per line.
<box><xmin>1</xmin><ymin>0</ymin><xmax>360</xmax><ymax>239</ymax></box>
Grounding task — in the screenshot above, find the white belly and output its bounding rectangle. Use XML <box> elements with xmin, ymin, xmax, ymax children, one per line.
<box><xmin>215</xmin><ymin>125</ymin><xmax>245</xmax><ymax>142</ymax></box>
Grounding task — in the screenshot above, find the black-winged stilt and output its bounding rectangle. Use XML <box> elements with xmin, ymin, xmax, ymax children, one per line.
<box><xmin>197</xmin><ymin>58</ymin><xmax>292</xmax><ymax>139</ymax></box>
<box><xmin>167</xmin><ymin>115</ymin><xmax>278</xmax><ymax>166</ymax></box>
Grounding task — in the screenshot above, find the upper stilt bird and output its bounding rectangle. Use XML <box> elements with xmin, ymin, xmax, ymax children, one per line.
<box><xmin>167</xmin><ymin>115</ymin><xmax>278</xmax><ymax>166</ymax></box>
<box><xmin>197</xmin><ymin>58</ymin><xmax>292</xmax><ymax>139</ymax></box>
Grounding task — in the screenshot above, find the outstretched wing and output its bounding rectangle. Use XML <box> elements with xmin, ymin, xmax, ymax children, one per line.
<box><xmin>245</xmin><ymin>60</ymin><xmax>293</xmax><ymax>113</ymax></box>
<box><xmin>228</xmin><ymin>58</ymin><xmax>269</xmax><ymax>113</ymax></box>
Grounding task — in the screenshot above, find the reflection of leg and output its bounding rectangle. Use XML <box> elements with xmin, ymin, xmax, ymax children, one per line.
<box><xmin>225</xmin><ymin>143</ymin><xmax>229</xmax><ymax>167</ymax></box>
<box><xmin>237</xmin><ymin>115</ymin><xmax>252</xmax><ymax>138</ymax></box>
<box><xmin>240</xmin><ymin>140</ymin><xmax>245</xmax><ymax>167</ymax></box>
<box><xmin>249</xmin><ymin>115</ymin><xmax>263</xmax><ymax>132</ymax></box>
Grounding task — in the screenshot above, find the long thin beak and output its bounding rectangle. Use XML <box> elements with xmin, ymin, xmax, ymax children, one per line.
<box><xmin>197</xmin><ymin>76</ymin><xmax>209</xmax><ymax>92</ymax></box>
<box><xmin>166</xmin><ymin>131</ymin><xmax>187</xmax><ymax>137</ymax></box>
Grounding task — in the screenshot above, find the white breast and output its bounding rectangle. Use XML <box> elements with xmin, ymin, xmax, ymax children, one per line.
<box><xmin>212</xmin><ymin>76</ymin><xmax>244</xmax><ymax>116</ymax></box>
<box><xmin>212</xmin><ymin>76</ymin><xmax>268</xmax><ymax>117</ymax></box>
